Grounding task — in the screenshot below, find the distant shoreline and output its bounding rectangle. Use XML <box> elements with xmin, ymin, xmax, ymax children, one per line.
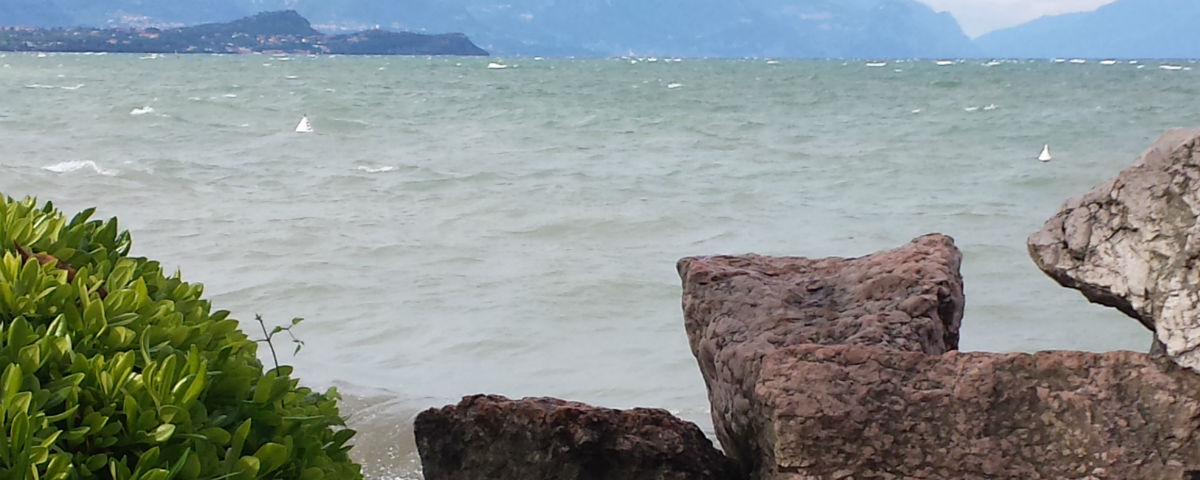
<box><xmin>0</xmin><ymin>10</ymin><xmax>488</xmax><ymax>57</ymax></box>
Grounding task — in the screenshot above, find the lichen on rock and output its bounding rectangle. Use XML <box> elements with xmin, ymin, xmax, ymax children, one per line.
<box><xmin>1029</xmin><ymin>128</ymin><xmax>1200</xmax><ymax>370</ymax></box>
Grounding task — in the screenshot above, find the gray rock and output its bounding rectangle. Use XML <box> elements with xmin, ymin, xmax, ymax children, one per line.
<box><xmin>677</xmin><ymin>234</ymin><xmax>964</xmax><ymax>477</ymax></box>
<box><xmin>1028</xmin><ymin>128</ymin><xmax>1200</xmax><ymax>370</ymax></box>
<box><xmin>414</xmin><ymin>394</ymin><xmax>739</xmax><ymax>480</ymax></box>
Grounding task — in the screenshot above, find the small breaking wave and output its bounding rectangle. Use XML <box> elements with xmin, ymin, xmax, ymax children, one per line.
<box><xmin>130</xmin><ymin>106</ymin><xmax>155</xmax><ymax>115</ymax></box>
<box><xmin>43</xmin><ymin>161</ymin><xmax>117</xmax><ymax>176</ymax></box>
<box><xmin>357</xmin><ymin>165</ymin><xmax>397</xmax><ymax>174</ymax></box>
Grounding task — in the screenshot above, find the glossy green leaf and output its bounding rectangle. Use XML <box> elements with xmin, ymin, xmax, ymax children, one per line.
<box><xmin>152</xmin><ymin>424</ymin><xmax>175</xmax><ymax>443</ymax></box>
<box><xmin>0</xmin><ymin>196</ymin><xmax>362</xmax><ymax>480</ymax></box>
<box><xmin>44</xmin><ymin>453</ymin><xmax>71</xmax><ymax>480</ymax></box>
<box><xmin>137</xmin><ymin>469</ymin><xmax>169</xmax><ymax>480</ymax></box>
<box><xmin>253</xmin><ymin>443</ymin><xmax>288</xmax><ymax>474</ymax></box>
<box><xmin>17</xmin><ymin>344</ymin><xmax>41</xmax><ymax>373</ymax></box>
<box><xmin>199</xmin><ymin>427</ymin><xmax>230</xmax><ymax>446</ymax></box>
<box><xmin>234</xmin><ymin>456</ymin><xmax>260</xmax><ymax>479</ymax></box>
<box><xmin>84</xmin><ymin>453</ymin><xmax>108</xmax><ymax>472</ymax></box>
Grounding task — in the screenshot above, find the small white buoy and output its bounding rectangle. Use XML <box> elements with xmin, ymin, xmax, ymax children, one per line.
<box><xmin>1038</xmin><ymin>144</ymin><xmax>1052</xmax><ymax>162</ymax></box>
<box><xmin>295</xmin><ymin>115</ymin><xmax>313</xmax><ymax>133</ymax></box>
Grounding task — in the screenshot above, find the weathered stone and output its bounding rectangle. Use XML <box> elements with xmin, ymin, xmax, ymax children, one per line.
<box><xmin>677</xmin><ymin>234</ymin><xmax>964</xmax><ymax>476</ymax></box>
<box><xmin>758</xmin><ymin>345</ymin><xmax>1200</xmax><ymax>480</ymax></box>
<box><xmin>1028</xmin><ymin>128</ymin><xmax>1200</xmax><ymax>370</ymax></box>
<box><xmin>413</xmin><ymin>394</ymin><xmax>739</xmax><ymax>480</ymax></box>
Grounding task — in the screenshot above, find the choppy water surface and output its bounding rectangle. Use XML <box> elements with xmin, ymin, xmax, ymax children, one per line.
<box><xmin>3</xmin><ymin>53</ymin><xmax>1200</xmax><ymax>477</ymax></box>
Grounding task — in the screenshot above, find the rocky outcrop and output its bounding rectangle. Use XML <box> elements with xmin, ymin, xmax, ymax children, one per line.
<box><xmin>1028</xmin><ymin>128</ymin><xmax>1200</xmax><ymax>370</ymax></box>
<box><xmin>678</xmin><ymin>234</ymin><xmax>965</xmax><ymax>476</ymax></box>
<box><xmin>759</xmin><ymin>345</ymin><xmax>1200</xmax><ymax>479</ymax></box>
<box><xmin>413</xmin><ymin>394</ymin><xmax>738</xmax><ymax>480</ymax></box>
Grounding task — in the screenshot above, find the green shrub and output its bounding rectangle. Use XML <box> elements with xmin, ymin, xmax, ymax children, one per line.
<box><xmin>0</xmin><ymin>196</ymin><xmax>362</xmax><ymax>480</ymax></box>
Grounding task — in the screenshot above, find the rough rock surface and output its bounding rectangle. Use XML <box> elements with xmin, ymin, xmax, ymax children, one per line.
<box><xmin>759</xmin><ymin>345</ymin><xmax>1200</xmax><ymax>479</ymax></box>
<box><xmin>677</xmin><ymin>234</ymin><xmax>964</xmax><ymax>475</ymax></box>
<box><xmin>413</xmin><ymin>394</ymin><xmax>739</xmax><ymax>480</ymax></box>
<box><xmin>1028</xmin><ymin>128</ymin><xmax>1200</xmax><ymax>370</ymax></box>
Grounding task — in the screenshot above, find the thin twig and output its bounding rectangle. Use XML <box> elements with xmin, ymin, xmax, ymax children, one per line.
<box><xmin>256</xmin><ymin>314</ymin><xmax>280</xmax><ymax>372</ymax></box>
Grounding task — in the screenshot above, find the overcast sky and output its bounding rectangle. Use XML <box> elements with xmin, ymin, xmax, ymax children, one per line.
<box><xmin>917</xmin><ymin>0</ymin><xmax>1117</xmax><ymax>37</ymax></box>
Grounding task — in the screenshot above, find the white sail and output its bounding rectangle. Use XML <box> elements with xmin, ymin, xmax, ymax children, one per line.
<box><xmin>295</xmin><ymin>115</ymin><xmax>313</xmax><ymax>133</ymax></box>
<box><xmin>1038</xmin><ymin>144</ymin><xmax>1052</xmax><ymax>162</ymax></box>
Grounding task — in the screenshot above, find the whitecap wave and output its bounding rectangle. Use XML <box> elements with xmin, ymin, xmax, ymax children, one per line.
<box><xmin>130</xmin><ymin>106</ymin><xmax>155</xmax><ymax>115</ymax></box>
<box><xmin>43</xmin><ymin>160</ymin><xmax>117</xmax><ymax>176</ymax></box>
<box><xmin>357</xmin><ymin>165</ymin><xmax>396</xmax><ymax>174</ymax></box>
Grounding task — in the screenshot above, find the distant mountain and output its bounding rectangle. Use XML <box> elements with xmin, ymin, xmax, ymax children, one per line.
<box><xmin>445</xmin><ymin>0</ymin><xmax>977</xmax><ymax>58</ymax></box>
<box><xmin>0</xmin><ymin>10</ymin><xmax>489</xmax><ymax>56</ymax></box>
<box><xmin>0</xmin><ymin>0</ymin><xmax>976</xmax><ymax>58</ymax></box>
<box><xmin>185</xmin><ymin>10</ymin><xmax>319</xmax><ymax>37</ymax></box>
<box><xmin>976</xmin><ymin>0</ymin><xmax>1200</xmax><ymax>58</ymax></box>
<box><xmin>459</xmin><ymin>0</ymin><xmax>976</xmax><ymax>58</ymax></box>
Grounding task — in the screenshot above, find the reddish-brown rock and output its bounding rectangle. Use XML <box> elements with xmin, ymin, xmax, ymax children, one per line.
<box><xmin>414</xmin><ymin>394</ymin><xmax>739</xmax><ymax>480</ymax></box>
<box><xmin>758</xmin><ymin>345</ymin><xmax>1200</xmax><ymax>479</ymax></box>
<box><xmin>678</xmin><ymin>234</ymin><xmax>964</xmax><ymax>476</ymax></box>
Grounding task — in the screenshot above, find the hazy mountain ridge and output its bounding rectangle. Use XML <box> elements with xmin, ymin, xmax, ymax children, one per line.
<box><xmin>976</xmin><ymin>0</ymin><xmax>1200</xmax><ymax>58</ymax></box>
<box><xmin>6</xmin><ymin>0</ymin><xmax>1197</xmax><ymax>58</ymax></box>
<box><xmin>0</xmin><ymin>0</ymin><xmax>975</xmax><ymax>58</ymax></box>
<box><xmin>0</xmin><ymin>10</ymin><xmax>489</xmax><ymax>55</ymax></box>
<box><xmin>453</xmin><ymin>0</ymin><xmax>977</xmax><ymax>57</ymax></box>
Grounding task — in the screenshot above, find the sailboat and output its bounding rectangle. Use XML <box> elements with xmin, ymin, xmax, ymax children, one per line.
<box><xmin>1038</xmin><ymin>144</ymin><xmax>1052</xmax><ymax>162</ymax></box>
<box><xmin>295</xmin><ymin>115</ymin><xmax>313</xmax><ymax>133</ymax></box>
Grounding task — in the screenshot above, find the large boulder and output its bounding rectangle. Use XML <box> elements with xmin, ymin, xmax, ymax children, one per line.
<box><xmin>1028</xmin><ymin>128</ymin><xmax>1200</xmax><ymax>369</ymax></box>
<box><xmin>413</xmin><ymin>394</ymin><xmax>739</xmax><ymax>480</ymax></box>
<box><xmin>759</xmin><ymin>345</ymin><xmax>1200</xmax><ymax>479</ymax></box>
<box><xmin>678</xmin><ymin>234</ymin><xmax>965</xmax><ymax>476</ymax></box>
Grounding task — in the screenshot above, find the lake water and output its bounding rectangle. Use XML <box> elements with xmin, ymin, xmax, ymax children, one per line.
<box><xmin>2</xmin><ymin>53</ymin><xmax>1198</xmax><ymax>478</ymax></box>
